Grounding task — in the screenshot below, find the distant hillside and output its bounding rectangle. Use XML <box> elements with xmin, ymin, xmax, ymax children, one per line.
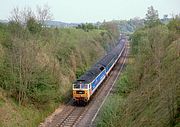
<box><xmin>0</xmin><ymin>20</ymin><xmax>8</xmax><ymax>24</ymax></box>
<box><xmin>44</xmin><ymin>20</ymin><xmax>79</xmax><ymax>28</ymax></box>
<box><xmin>0</xmin><ymin>19</ymin><xmax>79</xmax><ymax>28</ymax></box>
<box><xmin>0</xmin><ymin>18</ymin><xmax>172</xmax><ymax>30</ymax></box>
<box><xmin>114</xmin><ymin>18</ymin><xmax>172</xmax><ymax>34</ymax></box>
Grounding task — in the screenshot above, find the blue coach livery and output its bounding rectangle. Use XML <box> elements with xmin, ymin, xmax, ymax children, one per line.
<box><xmin>73</xmin><ymin>37</ymin><xmax>126</xmax><ymax>103</ymax></box>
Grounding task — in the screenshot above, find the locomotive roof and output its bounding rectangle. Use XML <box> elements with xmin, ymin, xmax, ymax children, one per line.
<box><xmin>74</xmin><ymin>67</ymin><xmax>102</xmax><ymax>84</ymax></box>
<box><xmin>95</xmin><ymin>54</ymin><xmax>115</xmax><ymax>67</ymax></box>
<box><xmin>95</xmin><ymin>40</ymin><xmax>124</xmax><ymax>67</ymax></box>
<box><xmin>74</xmin><ymin>38</ymin><xmax>125</xmax><ymax>85</ymax></box>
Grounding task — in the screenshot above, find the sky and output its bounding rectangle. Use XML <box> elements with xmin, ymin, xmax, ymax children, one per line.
<box><xmin>0</xmin><ymin>0</ymin><xmax>180</xmax><ymax>23</ymax></box>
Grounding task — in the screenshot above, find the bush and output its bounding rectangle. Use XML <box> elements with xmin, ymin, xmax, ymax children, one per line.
<box><xmin>28</xmin><ymin>68</ymin><xmax>58</xmax><ymax>105</ymax></box>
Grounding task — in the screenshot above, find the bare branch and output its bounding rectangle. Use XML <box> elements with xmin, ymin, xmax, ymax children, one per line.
<box><xmin>36</xmin><ymin>4</ymin><xmax>53</xmax><ymax>25</ymax></box>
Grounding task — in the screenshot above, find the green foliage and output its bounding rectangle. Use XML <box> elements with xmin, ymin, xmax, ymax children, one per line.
<box><xmin>27</xmin><ymin>17</ymin><xmax>42</xmax><ymax>34</ymax></box>
<box><xmin>28</xmin><ymin>68</ymin><xmax>58</xmax><ymax>105</ymax></box>
<box><xmin>8</xmin><ymin>21</ymin><xmax>24</xmax><ymax>38</ymax></box>
<box><xmin>0</xmin><ymin>23</ymin><xmax>10</xmax><ymax>49</ymax></box>
<box><xmin>97</xmin><ymin>95</ymin><xmax>123</xmax><ymax>127</ymax></box>
<box><xmin>75</xmin><ymin>66</ymin><xmax>87</xmax><ymax>79</ymax></box>
<box><xmin>0</xmin><ymin>93</ymin><xmax>57</xmax><ymax>127</ymax></box>
<box><xmin>0</xmin><ymin>98</ymin><xmax>5</xmax><ymax>107</ymax></box>
<box><xmin>56</xmin><ymin>45</ymin><xmax>75</xmax><ymax>65</ymax></box>
<box><xmin>130</xmin><ymin>28</ymin><xmax>147</xmax><ymax>54</ymax></box>
<box><xmin>118</xmin><ymin>18</ymin><xmax>144</xmax><ymax>34</ymax></box>
<box><xmin>100</xmin><ymin>21</ymin><xmax>120</xmax><ymax>40</ymax></box>
<box><xmin>0</xmin><ymin>60</ymin><xmax>13</xmax><ymax>90</ymax></box>
<box><xmin>116</xmin><ymin>72</ymin><xmax>131</xmax><ymax>96</ymax></box>
<box><xmin>97</xmin><ymin>19</ymin><xmax>180</xmax><ymax>127</ymax></box>
<box><xmin>0</xmin><ymin>11</ymin><xmax>116</xmax><ymax>126</ymax></box>
<box><xmin>145</xmin><ymin>6</ymin><xmax>161</xmax><ymax>28</ymax></box>
<box><xmin>167</xmin><ymin>16</ymin><xmax>180</xmax><ymax>34</ymax></box>
<box><xmin>76</xmin><ymin>23</ymin><xmax>98</xmax><ymax>31</ymax></box>
<box><xmin>0</xmin><ymin>6</ymin><xmax>122</xmax><ymax>126</ymax></box>
<box><xmin>0</xmin><ymin>23</ymin><xmax>116</xmax><ymax>126</ymax></box>
<box><xmin>0</xmin><ymin>26</ymin><xmax>112</xmax><ymax>106</ymax></box>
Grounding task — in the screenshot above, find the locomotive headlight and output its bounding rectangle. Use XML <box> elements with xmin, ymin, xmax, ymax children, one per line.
<box><xmin>73</xmin><ymin>91</ymin><xmax>76</xmax><ymax>95</ymax></box>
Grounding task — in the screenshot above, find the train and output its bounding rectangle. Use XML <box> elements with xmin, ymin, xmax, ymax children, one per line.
<box><xmin>72</xmin><ymin>38</ymin><xmax>126</xmax><ymax>103</ymax></box>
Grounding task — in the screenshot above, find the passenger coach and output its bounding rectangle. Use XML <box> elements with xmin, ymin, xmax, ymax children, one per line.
<box><xmin>73</xmin><ymin>38</ymin><xmax>126</xmax><ymax>103</ymax></box>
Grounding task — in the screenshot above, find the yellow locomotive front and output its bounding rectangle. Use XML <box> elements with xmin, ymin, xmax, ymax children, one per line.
<box><xmin>73</xmin><ymin>82</ymin><xmax>91</xmax><ymax>102</ymax></box>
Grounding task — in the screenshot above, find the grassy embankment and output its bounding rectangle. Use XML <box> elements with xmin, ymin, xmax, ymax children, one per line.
<box><xmin>0</xmin><ymin>22</ymin><xmax>116</xmax><ymax>126</ymax></box>
<box><xmin>96</xmin><ymin>20</ymin><xmax>180</xmax><ymax>127</ymax></box>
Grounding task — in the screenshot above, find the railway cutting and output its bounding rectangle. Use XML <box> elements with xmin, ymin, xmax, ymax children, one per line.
<box><xmin>39</xmin><ymin>38</ymin><xmax>129</xmax><ymax>127</ymax></box>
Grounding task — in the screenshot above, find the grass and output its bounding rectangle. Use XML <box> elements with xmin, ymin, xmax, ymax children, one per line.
<box><xmin>96</xmin><ymin>95</ymin><xmax>124</xmax><ymax>127</ymax></box>
<box><xmin>0</xmin><ymin>88</ymin><xmax>58</xmax><ymax>127</ymax></box>
<box><xmin>96</xmin><ymin>70</ymin><xmax>131</xmax><ymax>127</ymax></box>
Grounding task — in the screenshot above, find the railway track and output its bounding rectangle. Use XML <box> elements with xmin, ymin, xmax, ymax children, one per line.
<box><xmin>40</xmin><ymin>42</ymin><xmax>129</xmax><ymax>127</ymax></box>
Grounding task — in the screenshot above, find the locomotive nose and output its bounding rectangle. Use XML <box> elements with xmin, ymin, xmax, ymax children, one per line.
<box><xmin>73</xmin><ymin>90</ymin><xmax>90</xmax><ymax>102</ymax></box>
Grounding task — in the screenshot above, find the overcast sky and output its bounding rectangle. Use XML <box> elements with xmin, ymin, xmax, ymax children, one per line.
<box><xmin>0</xmin><ymin>0</ymin><xmax>179</xmax><ymax>23</ymax></box>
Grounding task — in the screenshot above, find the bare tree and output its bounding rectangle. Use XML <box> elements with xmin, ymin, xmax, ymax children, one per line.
<box><xmin>7</xmin><ymin>6</ymin><xmax>41</xmax><ymax>105</ymax></box>
<box><xmin>9</xmin><ymin>5</ymin><xmax>53</xmax><ymax>27</ymax></box>
<box><xmin>9</xmin><ymin>7</ymin><xmax>21</xmax><ymax>23</ymax></box>
<box><xmin>36</xmin><ymin>4</ymin><xmax>53</xmax><ymax>26</ymax></box>
<box><xmin>9</xmin><ymin>7</ymin><xmax>34</xmax><ymax>25</ymax></box>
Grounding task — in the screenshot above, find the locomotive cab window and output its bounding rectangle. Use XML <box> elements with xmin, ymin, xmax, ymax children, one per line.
<box><xmin>74</xmin><ymin>84</ymin><xmax>80</xmax><ymax>89</ymax></box>
<box><xmin>81</xmin><ymin>84</ymin><xmax>88</xmax><ymax>89</ymax></box>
